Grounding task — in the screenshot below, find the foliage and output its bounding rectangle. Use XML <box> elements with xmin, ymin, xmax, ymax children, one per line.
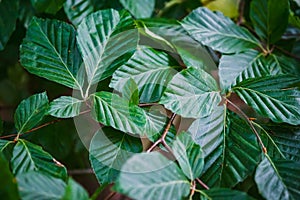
<box><xmin>0</xmin><ymin>0</ymin><xmax>300</xmax><ymax>199</ymax></box>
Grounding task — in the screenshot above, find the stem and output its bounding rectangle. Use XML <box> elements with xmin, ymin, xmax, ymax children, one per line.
<box><xmin>226</xmin><ymin>99</ymin><xmax>267</xmax><ymax>154</ymax></box>
<box><xmin>157</xmin><ymin>0</ymin><xmax>184</xmax><ymax>17</ymax></box>
<box><xmin>189</xmin><ymin>180</ymin><xmax>196</xmax><ymax>200</ymax></box>
<box><xmin>196</xmin><ymin>178</ymin><xmax>209</xmax><ymax>190</ymax></box>
<box><xmin>139</xmin><ymin>103</ymin><xmax>160</xmax><ymax>107</ymax></box>
<box><xmin>237</xmin><ymin>0</ymin><xmax>245</xmax><ymax>25</ymax></box>
<box><xmin>90</xmin><ymin>183</ymin><xmax>109</xmax><ymax>200</ymax></box>
<box><xmin>68</xmin><ymin>168</ymin><xmax>93</xmax><ymax>175</ymax></box>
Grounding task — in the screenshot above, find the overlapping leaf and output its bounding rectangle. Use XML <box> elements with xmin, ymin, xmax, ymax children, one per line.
<box><xmin>31</xmin><ymin>0</ymin><xmax>65</xmax><ymax>14</ymax></box>
<box><xmin>49</xmin><ymin>96</ymin><xmax>82</xmax><ymax>118</ymax></box>
<box><xmin>14</xmin><ymin>92</ymin><xmax>49</xmax><ymax>133</ymax></box>
<box><xmin>182</xmin><ymin>7</ymin><xmax>261</xmax><ymax>54</ymax></box>
<box><xmin>110</xmin><ymin>47</ymin><xmax>179</xmax><ymax>103</ymax></box>
<box><xmin>121</xmin><ymin>78</ymin><xmax>139</xmax><ymax>105</ymax></box>
<box><xmin>20</xmin><ymin>17</ymin><xmax>83</xmax><ymax>91</ymax></box>
<box><xmin>115</xmin><ymin>152</ymin><xmax>190</xmax><ymax>200</ymax></box>
<box><xmin>62</xmin><ymin>178</ymin><xmax>89</xmax><ymax>200</ymax></box>
<box><xmin>90</xmin><ymin>127</ymin><xmax>143</xmax><ymax>184</ymax></box>
<box><xmin>188</xmin><ymin>106</ymin><xmax>261</xmax><ymax>187</ymax></box>
<box><xmin>0</xmin><ymin>140</ymin><xmax>13</xmax><ymax>152</ymax></box>
<box><xmin>120</xmin><ymin>0</ymin><xmax>155</xmax><ymax>18</ymax></box>
<box><xmin>233</xmin><ymin>75</ymin><xmax>300</xmax><ymax>125</ymax></box>
<box><xmin>160</xmin><ymin>67</ymin><xmax>221</xmax><ymax>118</ymax></box>
<box><xmin>201</xmin><ymin>188</ymin><xmax>255</xmax><ymax>200</ymax></box>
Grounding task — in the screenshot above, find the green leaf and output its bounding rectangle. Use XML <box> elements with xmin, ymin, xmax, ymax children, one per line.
<box><xmin>62</xmin><ymin>178</ymin><xmax>89</xmax><ymax>200</ymax></box>
<box><xmin>115</xmin><ymin>152</ymin><xmax>191</xmax><ymax>199</ymax></box>
<box><xmin>90</xmin><ymin>127</ymin><xmax>143</xmax><ymax>184</ymax></box>
<box><xmin>172</xmin><ymin>133</ymin><xmax>204</xmax><ymax>180</ymax></box>
<box><xmin>20</xmin><ymin>17</ymin><xmax>84</xmax><ymax>92</ymax></box>
<box><xmin>49</xmin><ymin>96</ymin><xmax>82</xmax><ymax>118</ymax></box>
<box><xmin>233</xmin><ymin>75</ymin><xmax>300</xmax><ymax>125</ymax></box>
<box><xmin>17</xmin><ymin>171</ymin><xmax>66</xmax><ymax>200</ymax></box>
<box><xmin>160</xmin><ymin>67</ymin><xmax>221</xmax><ymax>118</ymax></box>
<box><xmin>77</xmin><ymin>9</ymin><xmax>138</xmax><ymax>86</ymax></box>
<box><xmin>0</xmin><ymin>0</ymin><xmax>19</xmax><ymax>50</ymax></box>
<box><xmin>14</xmin><ymin>92</ymin><xmax>49</xmax><ymax>133</ymax></box>
<box><xmin>30</xmin><ymin>0</ymin><xmax>65</xmax><ymax>14</ymax></box>
<box><xmin>119</xmin><ymin>0</ymin><xmax>155</xmax><ymax>18</ymax></box>
<box><xmin>110</xmin><ymin>47</ymin><xmax>179</xmax><ymax>103</ymax></box>
<box><xmin>250</xmin><ymin>0</ymin><xmax>289</xmax><ymax>44</ymax></box>
<box><xmin>182</xmin><ymin>7</ymin><xmax>261</xmax><ymax>54</ymax></box>
<box><xmin>92</xmin><ymin>91</ymin><xmax>146</xmax><ymax>134</ymax></box>
<box><xmin>0</xmin><ymin>153</ymin><xmax>19</xmax><ymax>200</ymax></box>
<box><xmin>122</xmin><ymin>78</ymin><xmax>139</xmax><ymax>105</ymax></box>
<box><xmin>289</xmin><ymin>11</ymin><xmax>300</xmax><ymax>29</ymax></box>
<box><xmin>201</xmin><ymin>188</ymin><xmax>255</xmax><ymax>200</ymax></box>
<box><xmin>255</xmin><ymin>156</ymin><xmax>300</xmax><ymax>200</ymax></box>
<box><xmin>188</xmin><ymin>107</ymin><xmax>261</xmax><ymax>187</ymax></box>
<box><xmin>11</xmin><ymin>139</ymin><xmax>67</xmax><ymax>180</ymax></box>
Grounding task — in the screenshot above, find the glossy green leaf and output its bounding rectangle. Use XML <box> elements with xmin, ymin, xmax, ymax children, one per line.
<box><xmin>160</xmin><ymin>67</ymin><xmax>221</xmax><ymax>118</ymax></box>
<box><xmin>0</xmin><ymin>153</ymin><xmax>19</xmax><ymax>200</ymax></box>
<box><xmin>11</xmin><ymin>139</ymin><xmax>67</xmax><ymax>180</ymax></box>
<box><xmin>115</xmin><ymin>152</ymin><xmax>190</xmax><ymax>200</ymax></box>
<box><xmin>0</xmin><ymin>0</ymin><xmax>18</xmax><ymax>50</ymax></box>
<box><xmin>250</xmin><ymin>0</ymin><xmax>289</xmax><ymax>44</ymax></box>
<box><xmin>110</xmin><ymin>47</ymin><xmax>179</xmax><ymax>103</ymax></box>
<box><xmin>188</xmin><ymin>107</ymin><xmax>261</xmax><ymax>187</ymax></box>
<box><xmin>90</xmin><ymin>127</ymin><xmax>143</xmax><ymax>184</ymax></box>
<box><xmin>172</xmin><ymin>133</ymin><xmax>204</xmax><ymax>180</ymax></box>
<box><xmin>77</xmin><ymin>9</ymin><xmax>138</xmax><ymax>86</ymax></box>
<box><xmin>119</xmin><ymin>0</ymin><xmax>155</xmax><ymax>18</ymax></box>
<box><xmin>62</xmin><ymin>178</ymin><xmax>89</xmax><ymax>200</ymax></box>
<box><xmin>14</xmin><ymin>92</ymin><xmax>49</xmax><ymax>133</ymax></box>
<box><xmin>20</xmin><ymin>17</ymin><xmax>84</xmax><ymax>92</ymax></box>
<box><xmin>182</xmin><ymin>7</ymin><xmax>261</xmax><ymax>54</ymax></box>
<box><xmin>49</xmin><ymin>96</ymin><xmax>82</xmax><ymax>118</ymax></box>
<box><xmin>122</xmin><ymin>78</ymin><xmax>139</xmax><ymax>105</ymax></box>
<box><xmin>255</xmin><ymin>156</ymin><xmax>300</xmax><ymax>200</ymax></box>
<box><xmin>92</xmin><ymin>91</ymin><xmax>146</xmax><ymax>134</ymax></box>
<box><xmin>233</xmin><ymin>75</ymin><xmax>300</xmax><ymax>125</ymax></box>
<box><xmin>17</xmin><ymin>172</ymin><xmax>66</xmax><ymax>200</ymax></box>
<box><xmin>31</xmin><ymin>0</ymin><xmax>65</xmax><ymax>14</ymax></box>
<box><xmin>201</xmin><ymin>188</ymin><xmax>255</xmax><ymax>200</ymax></box>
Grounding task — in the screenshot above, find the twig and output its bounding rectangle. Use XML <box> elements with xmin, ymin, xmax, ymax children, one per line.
<box><xmin>139</xmin><ymin>103</ymin><xmax>160</xmax><ymax>107</ymax></box>
<box><xmin>196</xmin><ymin>178</ymin><xmax>210</xmax><ymax>190</ymax></box>
<box><xmin>237</xmin><ymin>0</ymin><xmax>245</xmax><ymax>25</ymax></box>
<box><xmin>68</xmin><ymin>168</ymin><xmax>94</xmax><ymax>175</ymax></box>
<box><xmin>226</xmin><ymin>99</ymin><xmax>267</xmax><ymax>154</ymax></box>
<box><xmin>189</xmin><ymin>180</ymin><xmax>196</xmax><ymax>200</ymax></box>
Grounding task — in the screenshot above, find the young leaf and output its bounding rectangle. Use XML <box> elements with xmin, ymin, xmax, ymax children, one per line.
<box><xmin>62</xmin><ymin>178</ymin><xmax>89</xmax><ymax>200</ymax></box>
<box><xmin>77</xmin><ymin>9</ymin><xmax>138</xmax><ymax>86</ymax></box>
<box><xmin>90</xmin><ymin>127</ymin><xmax>143</xmax><ymax>184</ymax></box>
<box><xmin>182</xmin><ymin>7</ymin><xmax>261</xmax><ymax>54</ymax></box>
<box><xmin>119</xmin><ymin>0</ymin><xmax>155</xmax><ymax>18</ymax></box>
<box><xmin>17</xmin><ymin>172</ymin><xmax>66</xmax><ymax>200</ymax></box>
<box><xmin>11</xmin><ymin>139</ymin><xmax>67</xmax><ymax>180</ymax></box>
<box><xmin>0</xmin><ymin>0</ymin><xmax>18</xmax><ymax>50</ymax></box>
<box><xmin>160</xmin><ymin>67</ymin><xmax>221</xmax><ymax>118</ymax></box>
<box><xmin>115</xmin><ymin>152</ymin><xmax>191</xmax><ymax>200</ymax></box>
<box><xmin>30</xmin><ymin>0</ymin><xmax>65</xmax><ymax>14</ymax></box>
<box><xmin>188</xmin><ymin>107</ymin><xmax>261</xmax><ymax>187</ymax></box>
<box><xmin>49</xmin><ymin>96</ymin><xmax>82</xmax><ymax>118</ymax></box>
<box><xmin>250</xmin><ymin>0</ymin><xmax>289</xmax><ymax>44</ymax></box>
<box><xmin>201</xmin><ymin>188</ymin><xmax>255</xmax><ymax>200</ymax></box>
<box><xmin>20</xmin><ymin>17</ymin><xmax>84</xmax><ymax>92</ymax></box>
<box><xmin>110</xmin><ymin>47</ymin><xmax>179</xmax><ymax>103</ymax></box>
<box><xmin>233</xmin><ymin>75</ymin><xmax>300</xmax><ymax>125</ymax></box>
<box><xmin>14</xmin><ymin>92</ymin><xmax>49</xmax><ymax>133</ymax></box>
<box><xmin>122</xmin><ymin>78</ymin><xmax>139</xmax><ymax>105</ymax></box>
<box><xmin>255</xmin><ymin>156</ymin><xmax>300</xmax><ymax>200</ymax></box>
<box><xmin>172</xmin><ymin>133</ymin><xmax>204</xmax><ymax>180</ymax></box>
<box><xmin>92</xmin><ymin>91</ymin><xmax>146</xmax><ymax>134</ymax></box>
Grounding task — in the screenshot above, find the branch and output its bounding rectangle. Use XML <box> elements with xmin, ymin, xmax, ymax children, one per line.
<box><xmin>68</xmin><ymin>168</ymin><xmax>94</xmax><ymax>175</ymax></box>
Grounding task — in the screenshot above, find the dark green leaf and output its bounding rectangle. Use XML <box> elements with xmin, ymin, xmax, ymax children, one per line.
<box><xmin>18</xmin><ymin>0</ymin><xmax>36</xmax><ymax>28</ymax></box>
<box><xmin>122</xmin><ymin>78</ymin><xmax>139</xmax><ymax>105</ymax></box>
<box><xmin>0</xmin><ymin>117</ymin><xmax>3</xmax><ymax>134</ymax></box>
<box><xmin>77</xmin><ymin>9</ymin><xmax>138</xmax><ymax>86</ymax></box>
<box><xmin>255</xmin><ymin>156</ymin><xmax>300</xmax><ymax>200</ymax></box>
<box><xmin>49</xmin><ymin>96</ymin><xmax>82</xmax><ymax>118</ymax></box>
<box><xmin>250</xmin><ymin>0</ymin><xmax>289</xmax><ymax>44</ymax></box>
<box><xmin>0</xmin><ymin>139</ymin><xmax>13</xmax><ymax>152</ymax></box>
<box><xmin>20</xmin><ymin>17</ymin><xmax>84</xmax><ymax>92</ymax></box>
<box><xmin>92</xmin><ymin>91</ymin><xmax>146</xmax><ymax>134</ymax></box>
<box><xmin>160</xmin><ymin>67</ymin><xmax>221</xmax><ymax>118</ymax></box>
<box><xmin>62</xmin><ymin>178</ymin><xmax>89</xmax><ymax>200</ymax></box>
<box><xmin>201</xmin><ymin>188</ymin><xmax>255</xmax><ymax>200</ymax></box>
<box><xmin>115</xmin><ymin>152</ymin><xmax>190</xmax><ymax>199</ymax></box>
<box><xmin>14</xmin><ymin>92</ymin><xmax>49</xmax><ymax>133</ymax></box>
<box><xmin>110</xmin><ymin>47</ymin><xmax>179</xmax><ymax>103</ymax></box>
<box><xmin>172</xmin><ymin>133</ymin><xmax>204</xmax><ymax>180</ymax></box>
<box><xmin>11</xmin><ymin>139</ymin><xmax>67</xmax><ymax>180</ymax></box>
<box><xmin>233</xmin><ymin>75</ymin><xmax>300</xmax><ymax>125</ymax></box>
<box><xmin>0</xmin><ymin>153</ymin><xmax>19</xmax><ymax>200</ymax></box>
<box><xmin>188</xmin><ymin>107</ymin><xmax>261</xmax><ymax>187</ymax></box>
<box><xmin>0</xmin><ymin>0</ymin><xmax>19</xmax><ymax>50</ymax></box>
<box><xmin>182</xmin><ymin>7</ymin><xmax>261</xmax><ymax>54</ymax></box>
<box><xmin>90</xmin><ymin>127</ymin><xmax>143</xmax><ymax>184</ymax></box>
<box><xmin>31</xmin><ymin>0</ymin><xmax>65</xmax><ymax>14</ymax></box>
<box><xmin>119</xmin><ymin>0</ymin><xmax>155</xmax><ymax>18</ymax></box>
<box><xmin>17</xmin><ymin>172</ymin><xmax>66</xmax><ymax>200</ymax></box>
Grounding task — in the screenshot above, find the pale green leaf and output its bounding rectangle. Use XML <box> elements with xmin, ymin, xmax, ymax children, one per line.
<box><xmin>14</xmin><ymin>92</ymin><xmax>49</xmax><ymax>133</ymax></box>
<box><xmin>49</xmin><ymin>96</ymin><xmax>82</xmax><ymax>118</ymax></box>
<box><xmin>62</xmin><ymin>178</ymin><xmax>89</xmax><ymax>200</ymax></box>
<box><xmin>201</xmin><ymin>188</ymin><xmax>255</xmax><ymax>200</ymax></box>
<box><xmin>122</xmin><ymin>78</ymin><xmax>139</xmax><ymax>105</ymax></box>
<box><xmin>90</xmin><ymin>127</ymin><xmax>143</xmax><ymax>184</ymax></box>
<box><xmin>115</xmin><ymin>152</ymin><xmax>191</xmax><ymax>200</ymax></box>
<box><xmin>30</xmin><ymin>0</ymin><xmax>65</xmax><ymax>14</ymax></box>
<box><xmin>160</xmin><ymin>67</ymin><xmax>221</xmax><ymax>118</ymax></box>
<box><xmin>120</xmin><ymin>0</ymin><xmax>155</xmax><ymax>18</ymax></box>
<box><xmin>182</xmin><ymin>7</ymin><xmax>261</xmax><ymax>54</ymax></box>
